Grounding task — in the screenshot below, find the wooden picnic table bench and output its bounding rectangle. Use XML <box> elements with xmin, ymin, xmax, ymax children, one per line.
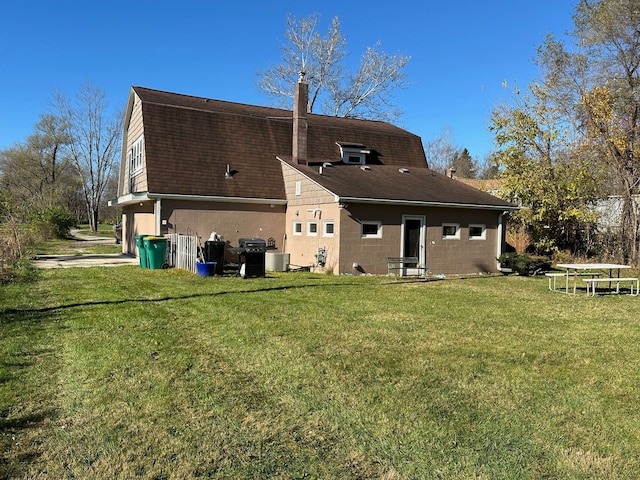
<box><xmin>386</xmin><ymin>256</ymin><xmax>427</xmax><ymax>277</ymax></box>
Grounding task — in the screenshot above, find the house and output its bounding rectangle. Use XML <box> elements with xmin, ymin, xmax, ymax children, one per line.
<box><xmin>110</xmin><ymin>82</ymin><xmax>516</xmax><ymax>275</ymax></box>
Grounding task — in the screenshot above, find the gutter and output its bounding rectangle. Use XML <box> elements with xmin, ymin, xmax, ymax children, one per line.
<box><xmin>335</xmin><ymin>196</ymin><xmax>519</xmax><ymax>211</ymax></box>
<box><xmin>109</xmin><ymin>192</ymin><xmax>287</xmax><ymax>207</ymax></box>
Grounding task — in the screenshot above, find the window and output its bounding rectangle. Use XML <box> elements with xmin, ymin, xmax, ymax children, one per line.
<box><xmin>442</xmin><ymin>223</ymin><xmax>460</xmax><ymax>239</ymax></box>
<box><xmin>323</xmin><ymin>220</ymin><xmax>335</xmax><ymax>237</ymax></box>
<box><xmin>307</xmin><ymin>221</ymin><xmax>318</xmax><ymax>236</ymax></box>
<box><xmin>361</xmin><ymin>221</ymin><xmax>382</xmax><ymax>238</ymax></box>
<box><xmin>292</xmin><ymin>221</ymin><xmax>302</xmax><ymax>236</ymax></box>
<box><xmin>469</xmin><ymin>224</ymin><xmax>486</xmax><ymax>240</ymax></box>
<box><xmin>295</xmin><ymin>181</ymin><xmax>301</xmax><ymax>196</ymax></box>
<box><xmin>129</xmin><ymin>136</ymin><xmax>144</xmax><ymax>175</ymax></box>
<box><xmin>337</xmin><ymin>142</ymin><xmax>370</xmax><ymax>165</ymax></box>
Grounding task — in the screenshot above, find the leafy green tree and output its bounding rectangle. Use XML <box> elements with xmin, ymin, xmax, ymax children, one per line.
<box><xmin>491</xmin><ymin>0</ymin><xmax>640</xmax><ymax>260</ymax></box>
<box><xmin>450</xmin><ymin>148</ymin><xmax>476</xmax><ymax>178</ymax></box>
<box><xmin>257</xmin><ymin>14</ymin><xmax>410</xmax><ymax>122</ymax></box>
<box><xmin>490</xmin><ymin>83</ymin><xmax>604</xmax><ymax>255</ymax></box>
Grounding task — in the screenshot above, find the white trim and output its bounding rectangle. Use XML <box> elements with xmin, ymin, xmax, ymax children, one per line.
<box><xmin>401</xmin><ymin>215</ymin><xmax>426</xmax><ymax>267</ymax></box>
<box><xmin>469</xmin><ymin>223</ymin><xmax>486</xmax><ymax>240</ymax></box>
<box><xmin>323</xmin><ymin>220</ymin><xmax>335</xmax><ymax>237</ymax></box>
<box><xmin>361</xmin><ymin>221</ymin><xmax>382</xmax><ymax>239</ymax></box>
<box><xmin>109</xmin><ymin>192</ymin><xmax>287</xmax><ymax>207</ymax></box>
<box><xmin>442</xmin><ymin>223</ymin><xmax>460</xmax><ymax>240</ymax></box>
<box><xmin>336</xmin><ymin>196</ymin><xmax>517</xmax><ymax>211</ymax></box>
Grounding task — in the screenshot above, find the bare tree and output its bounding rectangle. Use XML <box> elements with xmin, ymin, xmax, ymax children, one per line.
<box><xmin>0</xmin><ymin>114</ymin><xmax>76</xmax><ymax>209</ymax></box>
<box><xmin>54</xmin><ymin>83</ymin><xmax>122</xmax><ymax>232</ymax></box>
<box><xmin>257</xmin><ymin>14</ymin><xmax>410</xmax><ymax>122</ymax></box>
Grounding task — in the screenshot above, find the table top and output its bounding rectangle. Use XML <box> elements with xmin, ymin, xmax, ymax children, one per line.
<box><xmin>556</xmin><ymin>263</ymin><xmax>631</xmax><ymax>270</ymax></box>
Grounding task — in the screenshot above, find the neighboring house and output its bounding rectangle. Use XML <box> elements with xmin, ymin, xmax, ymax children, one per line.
<box><xmin>110</xmin><ymin>83</ymin><xmax>516</xmax><ymax>275</ymax></box>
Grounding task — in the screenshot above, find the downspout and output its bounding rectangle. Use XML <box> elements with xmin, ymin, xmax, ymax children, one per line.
<box><xmin>156</xmin><ymin>198</ymin><xmax>162</xmax><ymax>235</ymax></box>
<box><xmin>496</xmin><ymin>212</ymin><xmax>504</xmax><ymax>271</ymax></box>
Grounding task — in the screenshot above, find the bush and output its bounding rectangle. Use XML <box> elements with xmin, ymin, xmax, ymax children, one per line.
<box><xmin>497</xmin><ymin>252</ymin><xmax>551</xmax><ymax>276</ymax></box>
<box><xmin>28</xmin><ymin>207</ymin><xmax>77</xmax><ymax>240</ymax></box>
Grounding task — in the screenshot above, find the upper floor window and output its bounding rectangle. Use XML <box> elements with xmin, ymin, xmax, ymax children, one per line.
<box><xmin>129</xmin><ymin>136</ymin><xmax>144</xmax><ymax>175</ymax></box>
<box><xmin>337</xmin><ymin>142</ymin><xmax>370</xmax><ymax>165</ymax></box>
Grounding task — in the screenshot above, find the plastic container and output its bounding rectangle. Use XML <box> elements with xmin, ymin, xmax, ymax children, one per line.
<box><xmin>144</xmin><ymin>236</ymin><xmax>168</xmax><ymax>270</ymax></box>
<box><xmin>204</xmin><ymin>241</ymin><xmax>226</xmax><ymax>275</ymax></box>
<box><xmin>196</xmin><ymin>261</ymin><xmax>217</xmax><ymax>277</ymax></box>
<box><xmin>135</xmin><ymin>234</ymin><xmax>151</xmax><ymax>268</ymax></box>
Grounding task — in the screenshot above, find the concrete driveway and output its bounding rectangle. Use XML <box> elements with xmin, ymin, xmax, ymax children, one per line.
<box><xmin>31</xmin><ymin>230</ymin><xmax>140</xmax><ymax>269</ymax></box>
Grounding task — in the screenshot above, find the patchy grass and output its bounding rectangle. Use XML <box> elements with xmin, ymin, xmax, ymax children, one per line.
<box><xmin>1</xmin><ymin>267</ymin><xmax>639</xmax><ymax>478</ymax></box>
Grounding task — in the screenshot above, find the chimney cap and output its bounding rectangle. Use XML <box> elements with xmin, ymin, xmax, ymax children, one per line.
<box><xmin>298</xmin><ymin>71</ymin><xmax>306</xmax><ymax>83</ymax></box>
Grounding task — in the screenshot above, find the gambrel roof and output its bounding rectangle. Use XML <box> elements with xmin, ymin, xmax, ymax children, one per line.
<box><xmin>128</xmin><ymin>86</ymin><xmax>513</xmax><ymax>209</ymax></box>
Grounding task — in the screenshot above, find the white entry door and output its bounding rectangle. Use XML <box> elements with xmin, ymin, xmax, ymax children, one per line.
<box><xmin>401</xmin><ymin>215</ymin><xmax>426</xmax><ymax>274</ymax></box>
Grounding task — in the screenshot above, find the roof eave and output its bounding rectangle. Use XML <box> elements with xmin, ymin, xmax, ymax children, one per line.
<box><xmin>335</xmin><ymin>196</ymin><xmax>519</xmax><ymax>211</ymax></box>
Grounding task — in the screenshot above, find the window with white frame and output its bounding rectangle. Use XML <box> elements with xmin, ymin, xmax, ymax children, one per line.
<box><xmin>292</xmin><ymin>221</ymin><xmax>302</xmax><ymax>236</ymax></box>
<box><xmin>442</xmin><ymin>223</ymin><xmax>460</xmax><ymax>239</ymax></box>
<box><xmin>337</xmin><ymin>142</ymin><xmax>370</xmax><ymax>165</ymax></box>
<box><xmin>295</xmin><ymin>181</ymin><xmax>301</xmax><ymax>196</ymax></box>
<box><xmin>469</xmin><ymin>224</ymin><xmax>486</xmax><ymax>240</ymax></box>
<box><xmin>361</xmin><ymin>221</ymin><xmax>382</xmax><ymax>238</ymax></box>
<box><xmin>129</xmin><ymin>136</ymin><xmax>144</xmax><ymax>175</ymax></box>
<box><xmin>323</xmin><ymin>220</ymin><xmax>335</xmax><ymax>237</ymax></box>
<box><xmin>307</xmin><ymin>221</ymin><xmax>318</xmax><ymax>236</ymax></box>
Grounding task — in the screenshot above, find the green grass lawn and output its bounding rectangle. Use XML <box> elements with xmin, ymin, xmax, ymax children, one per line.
<box><xmin>1</xmin><ymin>263</ymin><xmax>639</xmax><ymax>478</ymax></box>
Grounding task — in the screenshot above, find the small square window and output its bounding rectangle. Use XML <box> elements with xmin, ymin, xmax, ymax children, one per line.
<box><xmin>307</xmin><ymin>221</ymin><xmax>318</xmax><ymax>236</ymax></box>
<box><xmin>361</xmin><ymin>221</ymin><xmax>382</xmax><ymax>238</ymax></box>
<box><xmin>469</xmin><ymin>224</ymin><xmax>486</xmax><ymax>240</ymax></box>
<box><xmin>323</xmin><ymin>221</ymin><xmax>335</xmax><ymax>237</ymax></box>
<box><xmin>442</xmin><ymin>223</ymin><xmax>460</xmax><ymax>239</ymax></box>
<box><xmin>293</xmin><ymin>221</ymin><xmax>302</xmax><ymax>236</ymax></box>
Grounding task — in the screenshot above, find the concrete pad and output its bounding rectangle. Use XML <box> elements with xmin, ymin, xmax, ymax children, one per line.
<box><xmin>32</xmin><ymin>254</ymin><xmax>139</xmax><ymax>269</ymax></box>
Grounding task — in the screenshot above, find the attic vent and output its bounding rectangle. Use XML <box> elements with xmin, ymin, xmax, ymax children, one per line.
<box><xmin>399</xmin><ymin>168</ymin><xmax>410</xmax><ymax>174</ymax></box>
<box><xmin>360</xmin><ymin>165</ymin><xmax>371</xmax><ymax>171</ymax></box>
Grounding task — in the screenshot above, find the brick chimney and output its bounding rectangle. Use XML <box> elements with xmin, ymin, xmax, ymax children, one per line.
<box><xmin>292</xmin><ymin>73</ymin><xmax>308</xmax><ymax>164</ymax></box>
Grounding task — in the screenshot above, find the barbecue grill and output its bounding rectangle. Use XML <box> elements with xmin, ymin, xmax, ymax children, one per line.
<box><xmin>238</xmin><ymin>238</ymin><xmax>266</xmax><ymax>278</ymax></box>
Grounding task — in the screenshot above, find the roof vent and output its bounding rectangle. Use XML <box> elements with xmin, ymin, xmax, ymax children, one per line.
<box><xmin>399</xmin><ymin>168</ymin><xmax>410</xmax><ymax>174</ymax></box>
<box><xmin>360</xmin><ymin>165</ymin><xmax>371</xmax><ymax>171</ymax></box>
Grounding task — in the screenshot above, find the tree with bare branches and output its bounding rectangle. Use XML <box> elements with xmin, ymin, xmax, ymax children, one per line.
<box><xmin>257</xmin><ymin>14</ymin><xmax>410</xmax><ymax>122</ymax></box>
<box><xmin>54</xmin><ymin>83</ymin><xmax>122</xmax><ymax>232</ymax></box>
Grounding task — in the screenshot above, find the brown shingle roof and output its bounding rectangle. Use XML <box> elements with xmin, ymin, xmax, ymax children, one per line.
<box><xmin>132</xmin><ymin>86</ymin><xmax>512</xmax><ymax>209</ymax></box>
<box><xmin>282</xmin><ymin>160</ymin><xmax>514</xmax><ymax>208</ymax></box>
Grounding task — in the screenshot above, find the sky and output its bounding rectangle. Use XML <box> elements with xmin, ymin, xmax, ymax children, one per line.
<box><xmin>0</xmin><ymin>0</ymin><xmax>577</xmax><ymax>160</ymax></box>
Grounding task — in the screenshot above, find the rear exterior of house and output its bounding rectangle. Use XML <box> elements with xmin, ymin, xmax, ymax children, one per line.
<box><xmin>111</xmin><ymin>84</ymin><xmax>515</xmax><ymax>275</ymax></box>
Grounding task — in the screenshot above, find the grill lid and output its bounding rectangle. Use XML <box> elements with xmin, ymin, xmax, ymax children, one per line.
<box><xmin>239</xmin><ymin>238</ymin><xmax>266</xmax><ymax>248</ymax></box>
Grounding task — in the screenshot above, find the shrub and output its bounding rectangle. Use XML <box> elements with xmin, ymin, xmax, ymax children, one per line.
<box><xmin>497</xmin><ymin>252</ymin><xmax>551</xmax><ymax>276</ymax></box>
<box><xmin>28</xmin><ymin>207</ymin><xmax>77</xmax><ymax>240</ymax></box>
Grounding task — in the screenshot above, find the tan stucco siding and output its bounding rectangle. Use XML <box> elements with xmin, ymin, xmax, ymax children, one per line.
<box><xmin>424</xmin><ymin>208</ymin><xmax>501</xmax><ymax>275</ymax></box>
<box><xmin>337</xmin><ymin>204</ymin><xmax>503</xmax><ymax>276</ymax></box>
<box><xmin>281</xmin><ymin>163</ymin><xmax>341</xmax><ymax>272</ymax></box>
<box><xmin>122</xmin><ymin>202</ymin><xmax>156</xmax><ymax>255</ymax></box>
<box><xmin>161</xmin><ymin>200</ymin><xmax>286</xmax><ymax>251</ymax></box>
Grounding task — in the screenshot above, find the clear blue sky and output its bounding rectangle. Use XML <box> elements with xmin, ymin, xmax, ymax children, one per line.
<box><xmin>0</xmin><ymin>0</ymin><xmax>576</xmax><ymax>160</ymax></box>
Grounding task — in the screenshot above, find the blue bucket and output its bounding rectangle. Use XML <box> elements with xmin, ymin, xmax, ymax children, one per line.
<box><xmin>196</xmin><ymin>262</ymin><xmax>217</xmax><ymax>277</ymax></box>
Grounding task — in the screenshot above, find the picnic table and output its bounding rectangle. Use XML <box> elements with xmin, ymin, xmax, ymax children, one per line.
<box><xmin>551</xmin><ymin>263</ymin><xmax>636</xmax><ymax>295</ymax></box>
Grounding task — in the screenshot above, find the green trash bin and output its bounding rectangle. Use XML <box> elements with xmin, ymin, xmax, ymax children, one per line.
<box><xmin>135</xmin><ymin>234</ymin><xmax>152</xmax><ymax>269</ymax></box>
<box><xmin>144</xmin><ymin>236</ymin><xmax>168</xmax><ymax>270</ymax></box>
